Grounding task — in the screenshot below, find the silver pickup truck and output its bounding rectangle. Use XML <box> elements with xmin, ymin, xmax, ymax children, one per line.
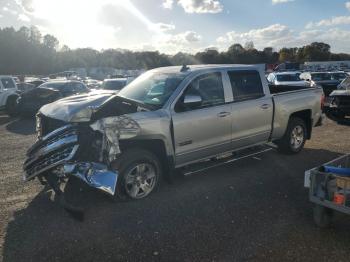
<box><xmin>24</xmin><ymin>65</ymin><xmax>324</xmax><ymax>205</ymax></box>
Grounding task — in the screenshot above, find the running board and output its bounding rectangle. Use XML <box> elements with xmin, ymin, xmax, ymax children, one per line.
<box><xmin>182</xmin><ymin>145</ymin><xmax>274</xmax><ymax>176</ymax></box>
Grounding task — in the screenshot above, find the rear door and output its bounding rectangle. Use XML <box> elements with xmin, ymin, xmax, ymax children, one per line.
<box><xmin>226</xmin><ymin>70</ymin><xmax>273</xmax><ymax>148</ymax></box>
<box><xmin>171</xmin><ymin>72</ymin><xmax>232</xmax><ymax>166</ymax></box>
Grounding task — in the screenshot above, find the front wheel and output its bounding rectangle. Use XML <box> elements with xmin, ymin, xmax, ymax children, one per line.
<box><xmin>276</xmin><ymin>117</ymin><xmax>307</xmax><ymax>154</ymax></box>
<box><xmin>111</xmin><ymin>149</ymin><xmax>162</xmax><ymax>201</ymax></box>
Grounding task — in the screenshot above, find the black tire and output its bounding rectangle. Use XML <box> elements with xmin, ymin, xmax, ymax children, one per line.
<box><xmin>5</xmin><ymin>96</ymin><xmax>19</xmax><ymax>117</ymax></box>
<box><xmin>276</xmin><ymin>117</ymin><xmax>307</xmax><ymax>154</ymax></box>
<box><xmin>111</xmin><ymin>148</ymin><xmax>162</xmax><ymax>201</ymax></box>
<box><xmin>313</xmin><ymin>204</ymin><xmax>333</xmax><ymax>228</ymax></box>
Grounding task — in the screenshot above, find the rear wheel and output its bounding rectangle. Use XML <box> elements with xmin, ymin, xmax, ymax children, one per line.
<box><xmin>276</xmin><ymin>117</ymin><xmax>307</xmax><ymax>154</ymax></box>
<box><xmin>111</xmin><ymin>148</ymin><xmax>162</xmax><ymax>201</ymax></box>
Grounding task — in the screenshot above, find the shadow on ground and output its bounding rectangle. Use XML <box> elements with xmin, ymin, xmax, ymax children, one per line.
<box><xmin>3</xmin><ymin>148</ymin><xmax>350</xmax><ymax>261</ymax></box>
<box><xmin>5</xmin><ymin>117</ymin><xmax>35</xmax><ymax>135</ymax></box>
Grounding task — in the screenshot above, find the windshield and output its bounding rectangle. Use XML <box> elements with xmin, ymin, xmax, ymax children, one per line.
<box><xmin>311</xmin><ymin>73</ymin><xmax>331</xmax><ymax>81</ymax></box>
<box><xmin>276</xmin><ymin>74</ymin><xmax>301</xmax><ymax>82</ymax></box>
<box><xmin>117</xmin><ymin>71</ymin><xmax>187</xmax><ymax>108</ymax></box>
<box><xmin>102</xmin><ymin>80</ymin><xmax>127</xmax><ymax>90</ymax></box>
<box><xmin>331</xmin><ymin>73</ymin><xmax>347</xmax><ymax>81</ymax></box>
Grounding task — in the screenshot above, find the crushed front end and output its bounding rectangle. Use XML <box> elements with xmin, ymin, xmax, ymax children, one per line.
<box><xmin>23</xmin><ymin>121</ymin><xmax>119</xmax><ymax>217</ymax></box>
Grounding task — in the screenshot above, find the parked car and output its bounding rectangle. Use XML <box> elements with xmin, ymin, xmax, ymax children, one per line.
<box><xmin>267</xmin><ymin>71</ymin><xmax>310</xmax><ymax>87</ymax></box>
<box><xmin>24</xmin><ymin>65</ymin><xmax>323</xmax><ymax>211</ymax></box>
<box><xmin>101</xmin><ymin>78</ymin><xmax>128</xmax><ymax>91</ymax></box>
<box><xmin>84</xmin><ymin>79</ymin><xmax>102</xmax><ymax>89</ymax></box>
<box><xmin>300</xmin><ymin>72</ymin><xmax>341</xmax><ymax>96</ymax></box>
<box><xmin>323</xmin><ymin>76</ymin><xmax>350</xmax><ymax>124</ymax></box>
<box><xmin>16</xmin><ymin>80</ymin><xmax>89</xmax><ymax>116</ymax></box>
<box><xmin>0</xmin><ymin>76</ymin><xmax>19</xmax><ymax>116</ymax></box>
<box><xmin>329</xmin><ymin>71</ymin><xmax>348</xmax><ymax>82</ymax></box>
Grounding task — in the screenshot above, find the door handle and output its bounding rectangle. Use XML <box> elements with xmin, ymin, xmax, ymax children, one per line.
<box><xmin>217</xmin><ymin>112</ymin><xmax>231</xmax><ymax>118</ymax></box>
<box><xmin>260</xmin><ymin>104</ymin><xmax>271</xmax><ymax>110</ymax></box>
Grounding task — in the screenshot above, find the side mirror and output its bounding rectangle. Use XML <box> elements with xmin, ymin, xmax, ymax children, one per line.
<box><xmin>183</xmin><ymin>94</ymin><xmax>202</xmax><ymax>108</ymax></box>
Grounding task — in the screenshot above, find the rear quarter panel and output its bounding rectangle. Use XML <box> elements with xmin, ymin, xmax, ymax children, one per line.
<box><xmin>271</xmin><ymin>88</ymin><xmax>323</xmax><ymax>139</ymax></box>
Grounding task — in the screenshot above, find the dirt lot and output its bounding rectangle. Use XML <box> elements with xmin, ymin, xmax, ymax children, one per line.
<box><xmin>0</xmin><ymin>113</ymin><xmax>349</xmax><ymax>262</ymax></box>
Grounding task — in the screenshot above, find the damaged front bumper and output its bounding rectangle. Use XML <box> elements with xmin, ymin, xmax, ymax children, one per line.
<box><xmin>23</xmin><ymin>124</ymin><xmax>118</xmax><ymax>196</ymax></box>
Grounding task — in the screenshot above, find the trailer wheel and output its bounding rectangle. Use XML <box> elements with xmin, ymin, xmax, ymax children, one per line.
<box><xmin>313</xmin><ymin>204</ymin><xmax>333</xmax><ymax>228</ymax></box>
<box><xmin>111</xmin><ymin>148</ymin><xmax>162</xmax><ymax>201</ymax></box>
<box><xmin>276</xmin><ymin>117</ymin><xmax>306</xmax><ymax>154</ymax></box>
<box><xmin>5</xmin><ymin>95</ymin><xmax>19</xmax><ymax>117</ymax></box>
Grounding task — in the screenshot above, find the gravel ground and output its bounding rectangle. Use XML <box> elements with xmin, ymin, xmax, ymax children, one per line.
<box><xmin>0</xmin><ymin>113</ymin><xmax>350</xmax><ymax>262</ymax></box>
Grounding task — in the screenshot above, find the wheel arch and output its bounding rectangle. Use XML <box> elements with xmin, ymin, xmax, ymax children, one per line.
<box><xmin>119</xmin><ymin>139</ymin><xmax>175</xmax><ymax>181</ymax></box>
<box><xmin>289</xmin><ymin>109</ymin><xmax>312</xmax><ymax>139</ymax></box>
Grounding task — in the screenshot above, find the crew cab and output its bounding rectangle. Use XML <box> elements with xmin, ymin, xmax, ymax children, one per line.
<box><xmin>24</xmin><ymin>65</ymin><xmax>323</xmax><ymax>209</ymax></box>
<box><xmin>0</xmin><ymin>76</ymin><xmax>19</xmax><ymax>116</ymax></box>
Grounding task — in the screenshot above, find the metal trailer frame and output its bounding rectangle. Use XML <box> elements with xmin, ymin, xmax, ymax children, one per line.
<box><xmin>308</xmin><ymin>154</ymin><xmax>350</xmax><ymax>227</ymax></box>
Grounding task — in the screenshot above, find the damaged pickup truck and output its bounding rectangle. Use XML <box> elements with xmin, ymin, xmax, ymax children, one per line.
<box><xmin>23</xmin><ymin>65</ymin><xmax>324</xmax><ymax>211</ymax></box>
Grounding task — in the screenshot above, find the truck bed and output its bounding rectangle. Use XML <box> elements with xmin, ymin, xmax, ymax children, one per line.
<box><xmin>268</xmin><ymin>84</ymin><xmax>313</xmax><ymax>94</ymax></box>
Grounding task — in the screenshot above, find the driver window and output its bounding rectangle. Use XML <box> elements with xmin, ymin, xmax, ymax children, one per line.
<box><xmin>175</xmin><ymin>72</ymin><xmax>225</xmax><ymax>112</ymax></box>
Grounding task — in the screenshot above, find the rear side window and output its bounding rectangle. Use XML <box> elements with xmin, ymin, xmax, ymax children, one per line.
<box><xmin>228</xmin><ymin>71</ymin><xmax>264</xmax><ymax>101</ymax></box>
<box><xmin>1</xmin><ymin>77</ymin><xmax>16</xmax><ymax>89</ymax></box>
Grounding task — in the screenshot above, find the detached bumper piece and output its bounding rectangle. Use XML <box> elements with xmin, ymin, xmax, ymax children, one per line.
<box><xmin>23</xmin><ymin>124</ymin><xmax>119</xmax><ymax>220</ymax></box>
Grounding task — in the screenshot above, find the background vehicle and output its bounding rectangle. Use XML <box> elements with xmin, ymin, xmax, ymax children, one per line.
<box><xmin>300</xmin><ymin>72</ymin><xmax>341</xmax><ymax>96</ymax></box>
<box><xmin>330</xmin><ymin>71</ymin><xmax>348</xmax><ymax>82</ymax></box>
<box><xmin>24</xmin><ymin>65</ymin><xmax>323</xmax><ymax>206</ymax></box>
<box><xmin>84</xmin><ymin>79</ymin><xmax>102</xmax><ymax>89</ymax></box>
<box><xmin>101</xmin><ymin>78</ymin><xmax>128</xmax><ymax>91</ymax></box>
<box><xmin>0</xmin><ymin>76</ymin><xmax>19</xmax><ymax>116</ymax></box>
<box><xmin>267</xmin><ymin>71</ymin><xmax>310</xmax><ymax>87</ymax></box>
<box><xmin>324</xmin><ymin>76</ymin><xmax>350</xmax><ymax>124</ymax></box>
<box><xmin>16</xmin><ymin>80</ymin><xmax>89</xmax><ymax>116</ymax></box>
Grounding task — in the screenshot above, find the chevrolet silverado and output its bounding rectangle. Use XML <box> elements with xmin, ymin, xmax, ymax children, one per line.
<box><xmin>23</xmin><ymin>65</ymin><xmax>324</xmax><ymax>209</ymax></box>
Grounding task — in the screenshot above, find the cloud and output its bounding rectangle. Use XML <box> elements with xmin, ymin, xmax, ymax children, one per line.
<box><xmin>306</xmin><ymin>16</ymin><xmax>350</xmax><ymax>28</ymax></box>
<box><xmin>167</xmin><ymin>0</ymin><xmax>223</xmax><ymax>13</ymax></box>
<box><xmin>168</xmin><ymin>31</ymin><xmax>202</xmax><ymax>44</ymax></box>
<box><xmin>153</xmin><ymin>22</ymin><xmax>175</xmax><ymax>32</ymax></box>
<box><xmin>18</xmin><ymin>13</ymin><xmax>30</xmax><ymax>22</ymax></box>
<box><xmin>163</xmin><ymin>0</ymin><xmax>174</xmax><ymax>9</ymax></box>
<box><xmin>217</xmin><ymin>24</ymin><xmax>293</xmax><ymax>49</ymax></box>
<box><xmin>272</xmin><ymin>0</ymin><xmax>294</xmax><ymax>4</ymax></box>
<box><xmin>346</xmin><ymin>2</ymin><xmax>350</xmax><ymax>11</ymax></box>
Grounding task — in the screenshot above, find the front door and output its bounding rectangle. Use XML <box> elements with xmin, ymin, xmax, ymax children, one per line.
<box><xmin>171</xmin><ymin>72</ymin><xmax>232</xmax><ymax>167</ymax></box>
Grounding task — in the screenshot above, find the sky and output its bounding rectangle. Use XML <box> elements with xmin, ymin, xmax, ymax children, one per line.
<box><xmin>1</xmin><ymin>0</ymin><xmax>350</xmax><ymax>54</ymax></box>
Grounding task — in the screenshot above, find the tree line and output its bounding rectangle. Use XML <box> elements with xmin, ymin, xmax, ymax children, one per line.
<box><xmin>1</xmin><ymin>26</ymin><xmax>350</xmax><ymax>75</ymax></box>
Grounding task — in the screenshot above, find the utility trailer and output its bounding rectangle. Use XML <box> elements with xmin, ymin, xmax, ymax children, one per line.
<box><xmin>305</xmin><ymin>154</ymin><xmax>350</xmax><ymax>227</ymax></box>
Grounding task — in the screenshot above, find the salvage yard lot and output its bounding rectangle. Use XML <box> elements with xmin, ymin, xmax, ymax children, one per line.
<box><xmin>0</xmin><ymin>113</ymin><xmax>350</xmax><ymax>262</ymax></box>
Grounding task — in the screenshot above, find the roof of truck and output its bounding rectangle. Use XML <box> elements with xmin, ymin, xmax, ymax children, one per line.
<box><xmin>151</xmin><ymin>64</ymin><xmax>260</xmax><ymax>74</ymax></box>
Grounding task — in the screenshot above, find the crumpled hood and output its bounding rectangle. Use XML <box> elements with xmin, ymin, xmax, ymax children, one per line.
<box><xmin>39</xmin><ymin>90</ymin><xmax>118</xmax><ymax>122</ymax></box>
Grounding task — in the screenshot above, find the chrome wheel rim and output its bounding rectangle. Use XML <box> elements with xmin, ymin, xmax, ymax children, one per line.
<box><xmin>124</xmin><ymin>163</ymin><xmax>157</xmax><ymax>199</ymax></box>
<box><xmin>290</xmin><ymin>125</ymin><xmax>304</xmax><ymax>149</ymax></box>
